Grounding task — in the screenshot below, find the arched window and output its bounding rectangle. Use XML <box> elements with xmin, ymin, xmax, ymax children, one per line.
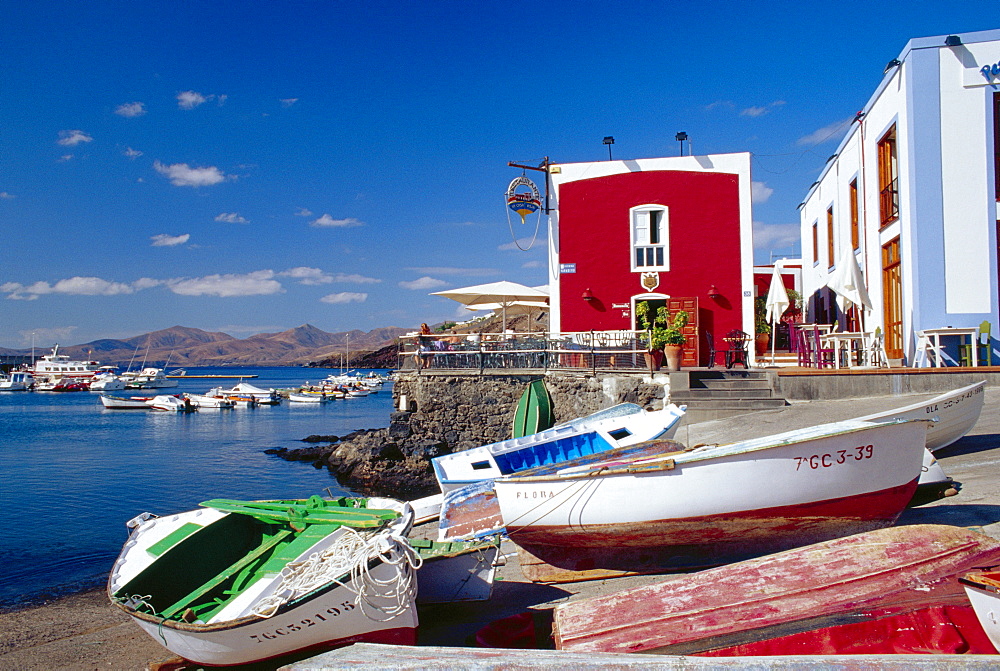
<box><xmin>631</xmin><ymin>205</ymin><xmax>669</xmax><ymax>271</ymax></box>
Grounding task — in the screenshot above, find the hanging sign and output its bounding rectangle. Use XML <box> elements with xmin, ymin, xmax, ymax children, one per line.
<box><xmin>506</xmin><ymin>175</ymin><xmax>542</xmax><ymax>223</ymax></box>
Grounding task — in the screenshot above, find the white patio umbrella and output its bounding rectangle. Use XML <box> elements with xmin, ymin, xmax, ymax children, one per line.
<box><xmin>432</xmin><ymin>281</ymin><xmax>549</xmax><ymax>332</ymax></box>
<box><xmin>765</xmin><ymin>263</ymin><xmax>790</xmax><ymax>364</ymax></box>
<box><xmin>466</xmin><ymin>300</ymin><xmax>549</xmax><ymax>332</ymax></box>
<box><xmin>827</xmin><ymin>249</ymin><xmax>873</xmax><ymax>331</ymax></box>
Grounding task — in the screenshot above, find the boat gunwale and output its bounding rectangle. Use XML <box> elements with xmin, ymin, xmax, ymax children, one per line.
<box><xmin>497</xmin><ymin>419</ymin><xmax>931</xmax><ymax>484</ymax></box>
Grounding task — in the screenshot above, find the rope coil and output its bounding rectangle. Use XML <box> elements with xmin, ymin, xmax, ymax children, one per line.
<box><xmin>251</xmin><ymin>529</ymin><xmax>422</xmax><ymax>621</ymax></box>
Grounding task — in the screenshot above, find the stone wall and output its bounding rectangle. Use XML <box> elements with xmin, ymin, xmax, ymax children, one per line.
<box><xmin>391</xmin><ymin>372</ymin><xmax>668</xmax><ymax>451</ymax></box>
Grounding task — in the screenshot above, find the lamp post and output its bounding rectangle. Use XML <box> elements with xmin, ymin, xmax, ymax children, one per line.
<box><xmin>603</xmin><ymin>136</ymin><xmax>615</xmax><ymax>160</ymax></box>
<box><xmin>675</xmin><ymin>132</ymin><xmax>688</xmax><ymax>156</ymax></box>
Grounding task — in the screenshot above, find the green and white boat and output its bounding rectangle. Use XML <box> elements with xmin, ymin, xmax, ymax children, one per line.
<box><xmin>108</xmin><ymin>496</ymin><xmax>419</xmax><ymax>666</ymax></box>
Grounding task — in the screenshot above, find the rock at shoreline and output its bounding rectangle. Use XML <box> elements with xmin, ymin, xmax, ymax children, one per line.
<box><xmin>301</xmin><ymin>434</ymin><xmax>340</xmax><ymax>443</ymax></box>
<box><xmin>268</xmin><ymin>414</ymin><xmax>448</xmax><ymax>500</ymax></box>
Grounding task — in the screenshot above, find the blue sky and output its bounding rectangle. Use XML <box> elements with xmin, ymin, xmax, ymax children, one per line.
<box><xmin>1</xmin><ymin>1</ymin><xmax>994</xmax><ymax>348</ymax></box>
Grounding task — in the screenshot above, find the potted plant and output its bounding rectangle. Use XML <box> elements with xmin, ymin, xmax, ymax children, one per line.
<box><xmin>754</xmin><ymin>296</ymin><xmax>771</xmax><ymax>356</ymax></box>
<box><xmin>636</xmin><ymin>302</ymin><xmax>689</xmax><ymax>371</ymax></box>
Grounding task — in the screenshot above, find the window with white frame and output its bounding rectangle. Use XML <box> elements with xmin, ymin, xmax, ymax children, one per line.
<box><xmin>631</xmin><ymin>205</ymin><xmax>668</xmax><ymax>271</ymax></box>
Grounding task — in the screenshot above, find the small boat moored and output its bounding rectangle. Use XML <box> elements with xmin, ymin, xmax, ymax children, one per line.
<box><xmin>100</xmin><ymin>394</ymin><xmax>155</xmax><ymax>409</ymax></box>
<box><xmin>147</xmin><ymin>395</ymin><xmax>196</xmax><ymax>412</ymax></box>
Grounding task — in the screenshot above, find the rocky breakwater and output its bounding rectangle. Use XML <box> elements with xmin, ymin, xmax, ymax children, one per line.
<box><xmin>268</xmin><ymin>373</ymin><xmax>667</xmax><ymax>499</ymax></box>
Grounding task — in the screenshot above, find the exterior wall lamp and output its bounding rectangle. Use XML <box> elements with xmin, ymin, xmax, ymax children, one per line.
<box><xmin>582</xmin><ymin>289</ymin><xmax>595</xmax><ymax>301</ymax></box>
<box><xmin>708</xmin><ymin>285</ymin><xmax>721</xmax><ymax>298</ymax></box>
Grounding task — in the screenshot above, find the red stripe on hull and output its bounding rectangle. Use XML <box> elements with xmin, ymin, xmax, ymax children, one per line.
<box><xmin>513</xmin><ymin>480</ymin><xmax>918</xmax><ymax>581</ymax></box>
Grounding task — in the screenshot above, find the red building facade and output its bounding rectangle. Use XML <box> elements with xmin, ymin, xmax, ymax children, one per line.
<box><xmin>548</xmin><ymin>154</ymin><xmax>755</xmax><ymax>366</ymax></box>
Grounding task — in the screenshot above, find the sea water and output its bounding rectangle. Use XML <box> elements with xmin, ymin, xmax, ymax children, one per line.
<box><xmin>0</xmin><ymin>367</ymin><xmax>393</xmax><ymax>608</ymax></box>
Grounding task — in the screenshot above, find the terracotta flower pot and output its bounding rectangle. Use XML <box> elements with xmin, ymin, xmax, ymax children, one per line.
<box><xmin>663</xmin><ymin>344</ymin><xmax>683</xmax><ymax>371</ymax></box>
<box><xmin>644</xmin><ymin>349</ymin><xmax>664</xmax><ymax>370</ymax></box>
<box><xmin>755</xmin><ymin>333</ymin><xmax>770</xmax><ymax>356</ymax></box>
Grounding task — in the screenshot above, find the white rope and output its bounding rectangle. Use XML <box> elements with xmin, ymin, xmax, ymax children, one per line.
<box><xmin>250</xmin><ymin>528</ymin><xmax>422</xmax><ymax>621</ymax></box>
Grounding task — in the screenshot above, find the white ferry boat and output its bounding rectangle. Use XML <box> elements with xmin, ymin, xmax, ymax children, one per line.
<box><xmin>31</xmin><ymin>345</ymin><xmax>103</xmax><ymax>387</ymax></box>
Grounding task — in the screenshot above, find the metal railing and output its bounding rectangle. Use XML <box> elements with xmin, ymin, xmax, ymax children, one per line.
<box><xmin>397</xmin><ymin>331</ymin><xmax>658</xmax><ymax>373</ymax></box>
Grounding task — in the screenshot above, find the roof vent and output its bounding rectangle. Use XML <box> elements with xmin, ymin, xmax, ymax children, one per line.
<box><xmin>945</xmin><ymin>35</ymin><xmax>962</xmax><ymax>47</ymax></box>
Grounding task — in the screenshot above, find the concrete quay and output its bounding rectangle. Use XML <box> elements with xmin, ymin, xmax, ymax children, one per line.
<box><xmin>3</xmin><ymin>382</ymin><xmax>1000</xmax><ymax>669</ymax></box>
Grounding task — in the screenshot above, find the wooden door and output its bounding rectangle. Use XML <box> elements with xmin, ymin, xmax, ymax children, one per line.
<box><xmin>668</xmin><ymin>297</ymin><xmax>699</xmax><ymax>368</ymax></box>
<box><xmin>881</xmin><ymin>237</ymin><xmax>903</xmax><ymax>360</ymax></box>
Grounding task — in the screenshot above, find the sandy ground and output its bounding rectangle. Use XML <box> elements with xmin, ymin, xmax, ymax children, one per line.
<box><xmin>3</xmin><ymin>387</ymin><xmax>999</xmax><ymax>670</ymax></box>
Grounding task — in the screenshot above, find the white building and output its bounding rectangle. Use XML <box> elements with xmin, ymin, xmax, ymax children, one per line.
<box><xmin>799</xmin><ymin>29</ymin><xmax>1000</xmax><ymax>364</ymax></box>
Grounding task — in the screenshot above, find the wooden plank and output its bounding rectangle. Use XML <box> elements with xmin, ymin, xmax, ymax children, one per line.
<box><xmin>279</xmin><ymin>642</ymin><xmax>1000</xmax><ymax>670</ymax></box>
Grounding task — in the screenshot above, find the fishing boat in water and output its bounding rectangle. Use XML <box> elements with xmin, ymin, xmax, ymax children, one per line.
<box><xmin>431</xmin><ymin>402</ymin><xmax>687</xmax><ymax>494</ymax></box>
<box><xmin>108</xmin><ymin>496</ymin><xmax>420</xmax><ymax>667</ymax></box>
<box><xmin>147</xmin><ymin>395</ymin><xmax>196</xmax><ymax>412</ymax></box>
<box><xmin>553</xmin><ymin>524</ymin><xmax>1000</xmax><ymax>655</ymax></box>
<box><xmin>288</xmin><ymin>392</ymin><xmax>328</xmax><ymax>403</ymax></box>
<box><xmin>89</xmin><ymin>367</ymin><xmax>126</xmax><ymax>391</ymax></box>
<box><xmin>209</xmin><ymin>382</ymin><xmax>280</xmax><ymax>404</ymax></box>
<box><xmin>100</xmin><ymin>394</ymin><xmax>155</xmax><ymax>409</ymax></box>
<box><xmin>0</xmin><ymin>370</ymin><xmax>32</xmax><ymax>391</ymax></box>
<box><xmin>185</xmin><ymin>393</ymin><xmax>236</xmax><ymax>409</ymax></box>
<box><xmin>122</xmin><ymin>367</ymin><xmax>179</xmax><ymax>389</ymax></box>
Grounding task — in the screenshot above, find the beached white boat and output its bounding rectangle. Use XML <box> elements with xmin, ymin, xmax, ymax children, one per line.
<box><xmin>857</xmin><ymin>380</ymin><xmax>985</xmax><ymax>452</ymax></box>
<box><xmin>449</xmin><ymin>418</ymin><xmax>929</xmax><ymax>580</ymax></box>
<box><xmin>960</xmin><ymin>567</ymin><xmax>1000</xmax><ymax>651</ymax></box>
<box><xmin>185</xmin><ymin>393</ymin><xmax>235</xmax><ymax>409</ymax></box>
<box><xmin>431</xmin><ymin>403</ymin><xmax>687</xmax><ymax>493</ymax></box>
<box><xmin>108</xmin><ymin>497</ymin><xmax>419</xmax><ymax>666</ymax></box>
<box><xmin>147</xmin><ymin>395</ymin><xmax>196</xmax><ymax>412</ymax></box>
<box><xmin>100</xmin><ymin>394</ymin><xmax>154</xmax><ymax>409</ymax></box>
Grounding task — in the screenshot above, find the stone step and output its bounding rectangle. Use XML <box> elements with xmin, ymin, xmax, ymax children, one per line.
<box><xmin>692</xmin><ymin>379</ymin><xmax>773</xmax><ymax>391</ymax></box>
<box><xmin>672</xmin><ymin>388</ymin><xmax>777</xmax><ymax>400</ymax></box>
<box><xmin>672</xmin><ymin>398</ymin><xmax>789</xmax><ymax>411</ymax></box>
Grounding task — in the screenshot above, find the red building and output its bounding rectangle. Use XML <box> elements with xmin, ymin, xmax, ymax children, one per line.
<box><xmin>548</xmin><ymin>153</ymin><xmax>755</xmax><ymax>367</ymax></box>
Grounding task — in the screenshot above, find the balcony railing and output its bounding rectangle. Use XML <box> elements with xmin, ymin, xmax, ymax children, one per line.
<box><xmin>397</xmin><ymin>330</ymin><xmax>660</xmax><ymax>373</ymax></box>
<box><xmin>879</xmin><ymin>179</ymin><xmax>899</xmax><ymax>226</ymax></box>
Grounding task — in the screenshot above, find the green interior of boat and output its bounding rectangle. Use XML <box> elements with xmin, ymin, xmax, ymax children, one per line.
<box><xmin>113</xmin><ymin>496</ymin><xmax>400</xmax><ymax>623</ymax></box>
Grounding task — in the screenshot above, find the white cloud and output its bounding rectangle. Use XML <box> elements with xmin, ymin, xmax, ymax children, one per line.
<box><xmin>215</xmin><ymin>212</ymin><xmax>249</xmax><ymax>224</ymax></box>
<box><xmin>154</xmin><ymin>160</ymin><xmax>228</xmax><ymax>187</ymax></box>
<box><xmin>310</xmin><ymin>214</ymin><xmax>363</xmax><ymax>228</ymax></box>
<box><xmin>115</xmin><ymin>102</ymin><xmax>146</xmax><ymax>117</ymax></box>
<box><xmin>320</xmin><ymin>292</ymin><xmax>368</xmax><ymax>304</ymax></box>
<box><xmin>151</xmin><ymin>233</ymin><xmax>190</xmax><ymax>247</ymax></box>
<box><xmin>753</xmin><ymin>222</ymin><xmax>801</xmax><ymax>250</ymax></box>
<box><xmin>18</xmin><ymin>326</ymin><xmax>77</xmax><ymax>346</ymax></box>
<box><xmin>123</xmin><ymin>147</ymin><xmax>143</xmax><ymax>159</ymax></box>
<box><xmin>177</xmin><ymin>90</ymin><xmax>209</xmax><ymax>109</ymax></box>
<box><xmin>521</xmin><ymin>260</ymin><xmax>544</xmax><ymax>269</ymax></box>
<box><xmin>399</xmin><ymin>276</ymin><xmax>447</xmax><ymax>290</ymax></box>
<box><xmin>58</xmin><ymin>154</ymin><xmax>74</xmax><ymax>162</ymax></box>
<box><xmin>280</xmin><ymin>98</ymin><xmax>298</xmax><ymax>107</ymax></box>
<box><xmin>705</xmin><ymin>100</ymin><xmax>735</xmax><ymax>111</ymax></box>
<box><xmin>57</xmin><ymin>130</ymin><xmax>92</xmax><ymax>146</ymax></box>
<box><xmin>166</xmin><ymin>270</ymin><xmax>283</xmax><ymax>297</ymax></box>
<box><xmin>751</xmin><ymin>181</ymin><xmax>774</xmax><ymax>204</ymax></box>
<box><xmin>797</xmin><ymin>117</ymin><xmax>853</xmax><ymax>147</ymax></box>
<box><xmin>332</xmin><ymin>273</ymin><xmax>380</xmax><ymax>284</ymax></box>
<box><xmin>133</xmin><ymin>277</ymin><xmax>163</xmax><ymax>290</ymax></box>
<box><xmin>405</xmin><ymin>266</ymin><xmax>499</xmax><ymax>277</ymax></box>
<box><xmin>3</xmin><ymin>276</ymin><xmax>136</xmax><ymax>299</ymax></box>
<box><xmin>741</xmin><ymin>100</ymin><xmax>785</xmax><ymax>117</ymax></box>
<box><xmin>294</xmin><ymin>207</ymin><xmax>313</xmax><ymax>217</ymax></box>
<box><xmin>280</xmin><ymin>267</ymin><xmax>333</xmax><ymax>285</ymax></box>
<box><xmin>499</xmin><ymin>237</ymin><xmax>547</xmax><ymax>251</ymax></box>
<box><xmin>0</xmin><ymin>192</ymin><xmax>14</xmax><ymax>199</ymax></box>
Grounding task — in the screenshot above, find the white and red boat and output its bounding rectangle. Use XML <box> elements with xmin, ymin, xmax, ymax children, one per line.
<box><xmin>108</xmin><ymin>496</ymin><xmax>419</xmax><ymax>666</ymax></box>
<box><xmin>554</xmin><ymin>524</ymin><xmax>1000</xmax><ymax>655</ymax></box>
<box><xmin>100</xmin><ymin>394</ymin><xmax>155</xmax><ymax>409</ymax></box>
<box><xmin>485</xmin><ymin>418</ymin><xmax>929</xmax><ymax>580</ymax></box>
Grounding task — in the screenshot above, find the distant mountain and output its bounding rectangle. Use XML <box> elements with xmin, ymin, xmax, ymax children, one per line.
<box><xmin>5</xmin><ymin>324</ymin><xmax>410</xmax><ymax>367</ymax></box>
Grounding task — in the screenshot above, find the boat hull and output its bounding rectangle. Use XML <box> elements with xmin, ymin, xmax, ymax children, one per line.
<box><xmin>961</xmin><ymin>569</ymin><xmax>1000</xmax><ymax>651</ymax></box>
<box><xmin>553</xmin><ymin>524</ymin><xmax>1000</xmax><ymax>655</ymax></box>
<box><xmin>496</xmin><ymin>420</ymin><xmax>927</xmax><ymax>579</ymax></box>
<box><xmin>857</xmin><ymin>380</ymin><xmax>985</xmax><ymax>452</ymax></box>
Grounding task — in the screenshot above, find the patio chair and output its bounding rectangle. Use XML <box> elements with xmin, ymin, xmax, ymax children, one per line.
<box><xmin>959</xmin><ymin>320</ymin><xmax>992</xmax><ymax>366</ymax></box>
<box><xmin>705</xmin><ymin>330</ymin><xmax>727</xmax><ymax>369</ymax></box>
<box><xmin>723</xmin><ymin>330</ymin><xmax>751</xmax><ymax>369</ymax></box>
<box><xmin>913</xmin><ymin>332</ymin><xmax>942</xmax><ymax>367</ymax></box>
<box><xmin>808</xmin><ymin>326</ymin><xmax>836</xmax><ymax>369</ymax></box>
<box><xmin>866</xmin><ymin>327</ymin><xmax>890</xmax><ymax>368</ymax></box>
